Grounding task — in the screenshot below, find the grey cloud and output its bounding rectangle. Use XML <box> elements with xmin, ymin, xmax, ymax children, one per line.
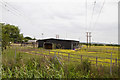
<box><xmin>1</xmin><ymin>0</ymin><xmax>118</xmax><ymax>44</ymax></box>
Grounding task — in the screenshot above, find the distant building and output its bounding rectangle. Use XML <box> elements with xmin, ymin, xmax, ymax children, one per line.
<box><xmin>21</xmin><ymin>40</ymin><xmax>38</xmax><ymax>48</ymax></box>
<box><xmin>28</xmin><ymin>40</ymin><xmax>37</xmax><ymax>43</ymax></box>
<box><xmin>37</xmin><ymin>38</ymin><xmax>79</xmax><ymax>49</ymax></box>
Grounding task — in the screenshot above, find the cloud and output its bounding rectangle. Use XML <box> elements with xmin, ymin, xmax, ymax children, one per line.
<box><xmin>1</xmin><ymin>0</ymin><xmax>118</xmax><ymax>44</ymax></box>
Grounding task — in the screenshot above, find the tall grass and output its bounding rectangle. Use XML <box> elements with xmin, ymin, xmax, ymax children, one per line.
<box><xmin>1</xmin><ymin>46</ymin><xmax>119</xmax><ymax>78</ymax></box>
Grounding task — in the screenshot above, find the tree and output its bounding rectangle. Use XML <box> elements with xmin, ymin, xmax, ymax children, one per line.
<box><xmin>24</xmin><ymin>36</ymin><xmax>32</xmax><ymax>40</ymax></box>
<box><xmin>1</xmin><ymin>23</ymin><xmax>23</xmax><ymax>50</ymax></box>
<box><xmin>17</xmin><ymin>33</ymin><xmax>24</xmax><ymax>43</ymax></box>
<box><xmin>1</xmin><ymin>23</ymin><xmax>10</xmax><ymax>50</ymax></box>
<box><xmin>32</xmin><ymin>37</ymin><xmax>36</xmax><ymax>40</ymax></box>
<box><xmin>24</xmin><ymin>36</ymin><xmax>33</xmax><ymax>42</ymax></box>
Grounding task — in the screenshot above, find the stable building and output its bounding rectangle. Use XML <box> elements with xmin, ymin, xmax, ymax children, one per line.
<box><xmin>37</xmin><ymin>38</ymin><xmax>79</xmax><ymax>49</ymax></box>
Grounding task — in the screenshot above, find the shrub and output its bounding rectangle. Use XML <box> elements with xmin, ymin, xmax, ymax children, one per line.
<box><xmin>75</xmin><ymin>59</ymin><xmax>91</xmax><ymax>75</ymax></box>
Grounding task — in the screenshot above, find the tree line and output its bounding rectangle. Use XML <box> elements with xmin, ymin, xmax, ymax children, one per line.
<box><xmin>0</xmin><ymin>23</ymin><xmax>36</xmax><ymax>50</ymax></box>
<box><xmin>0</xmin><ymin>23</ymin><xmax>119</xmax><ymax>50</ymax></box>
<box><xmin>80</xmin><ymin>43</ymin><xmax>120</xmax><ymax>47</ymax></box>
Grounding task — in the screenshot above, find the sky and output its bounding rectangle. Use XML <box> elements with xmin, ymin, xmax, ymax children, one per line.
<box><xmin>0</xmin><ymin>0</ymin><xmax>119</xmax><ymax>44</ymax></box>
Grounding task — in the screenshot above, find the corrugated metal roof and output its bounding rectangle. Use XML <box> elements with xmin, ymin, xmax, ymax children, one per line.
<box><xmin>37</xmin><ymin>38</ymin><xmax>79</xmax><ymax>42</ymax></box>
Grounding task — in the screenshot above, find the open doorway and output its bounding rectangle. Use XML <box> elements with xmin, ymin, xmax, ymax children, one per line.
<box><xmin>44</xmin><ymin>42</ymin><xmax>53</xmax><ymax>49</ymax></box>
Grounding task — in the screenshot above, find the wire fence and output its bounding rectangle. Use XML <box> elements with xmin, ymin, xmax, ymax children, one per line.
<box><xmin>13</xmin><ymin>45</ymin><xmax>119</xmax><ymax>66</ymax></box>
<box><xmin>3</xmin><ymin>44</ymin><xmax>119</xmax><ymax>75</ymax></box>
<box><xmin>48</xmin><ymin>51</ymin><xmax>119</xmax><ymax>66</ymax></box>
<box><xmin>11</xmin><ymin>44</ymin><xmax>119</xmax><ymax>66</ymax></box>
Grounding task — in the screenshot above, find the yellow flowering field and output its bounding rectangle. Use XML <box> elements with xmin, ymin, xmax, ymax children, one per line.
<box><xmin>42</xmin><ymin>45</ymin><xmax>119</xmax><ymax>66</ymax></box>
<box><xmin>14</xmin><ymin>45</ymin><xmax>119</xmax><ymax>66</ymax></box>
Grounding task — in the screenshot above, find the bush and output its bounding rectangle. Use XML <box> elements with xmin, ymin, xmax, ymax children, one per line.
<box><xmin>64</xmin><ymin>59</ymin><xmax>91</xmax><ymax>78</ymax></box>
<box><xmin>75</xmin><ymin>59</ymin><xmax>91</xmax><ymax>75</ymax></box>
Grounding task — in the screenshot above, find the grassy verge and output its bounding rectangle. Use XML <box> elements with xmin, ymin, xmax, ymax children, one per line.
<box><xmin>2</xmin><ymin>45</ymin><xmax>120</xmax><ymax>78</ymax></box>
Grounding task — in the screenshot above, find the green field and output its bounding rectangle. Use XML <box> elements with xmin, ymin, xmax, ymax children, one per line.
<box><xmin>1</xmin><ymin>44</ymin><xmax>120</xmax><ymax>78</ymax></box>
<box><xmin>15</xmin><ymin>45</ymin><xmax>119</xmax><ymax>66</ymax></box>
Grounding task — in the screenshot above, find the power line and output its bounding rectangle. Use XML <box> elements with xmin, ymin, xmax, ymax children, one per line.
<box><xmin>0</xmin><ymin>1</ymin><xmax>21</xmax><ymax>15</ymax></box>
<box><xmin>85</xmin><ymin>0</ymin><xmax>88</xmax><ymax>32</ymax></box>
<box><xmin>0</xmin><ymin>1</ymin><xmax>27</xmax><ymax>21</ymax></box>
<box><xmin>86</xmin><ymin>32</ymin><xmax>89</xmax><ymax>48</ymax></box>
<box><xmin>0</xmin><ymin>3</ymin><xmax>19</xmax><ymax>16</ymax></box>
<box><xmin>91</xmin><ymin>0</ymin><xmax>106</xmax><ymax>32</ymax></box>
<box><xmin>89</xmin><ymin>32</ymin><xmax>92</xmax><ymax>47</ymax></box>
<box><xmin>0</xmin><ymin>1</ymin><xmax>30</xmax><ymax>20</ymax></box>
<box><xmin>0</xmin><ymin>2</ymin><xmax>27</xmax><ymax>25</ymax></box>
<box><xmin>1</xmin><ymin>0</ymin><xmax>32</xmax><ymax>20</ymax></box>
<box><xmin>2</xmin><ymin>0</ymin><xmax>22</xmax><ymax>13</ymax></box>
<box><xmin>88</xmin><ymin>1</ymin><xmax>96</xmax><ymax>32</ymax></box>
<box><xmin>86</xmin><ymin>32</ymin><xmax>92</xmax><ymax>48</ymax></box>
<box><xmin>0</xmin><ymin>0</ymin><xmax>38</xmax><ymax>28</ymax></box>
<box><xmin>1</xmin><ymin>0</ymin><xmax>46</xmax><ymax>39</ymax></box>
<box><xmin>1</xmin><ymin>0</ymin><xmax>25</xmax><ymax>15</ymax></box>
<box><xmin>86</xmin><ymin>1</ymin><xmax>95</xmax><ymax>47</ymax></box>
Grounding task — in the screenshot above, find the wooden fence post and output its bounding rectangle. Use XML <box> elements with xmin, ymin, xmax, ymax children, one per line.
<box><xmin>81</xmin><ymin>55</ymin><xmax>82</xmax><ymax>62</ymax></box>
<box><xmin>54</xmin><ymin>51</ymin><xmax>57</xmax><ymax>59</ymax></box>
<box><xmin>44</xmin><ymin>55</ymin><xmax>45</xmax><ymax>61</ymax></box>
<box><xmin>115</xmin><ymin>58</ymin><xmax>117</xmax><ymax>66</ymax></box>
<box><xmin>14</xmin><ymin>47</ymin><xmax>16</xmax><ymax>63</ymax></box>
<box><xmin>68</xmin><ymin>53</ymin><xmax>70</xmax><ymax>62</ymax></box>
<box><xmin>110</xmin><ymin>52</ymin><xmax>112</xmax><ymax>75</ymax></box>
<box><xmin>58</xmin><ymin>52</ymin><xmax>59</xmax><ymax>57</ymax></box>
<box><xmin>54</xmin><ymin>51</ymin><xmax>56</xmax><ymax>56</ymax></box>
<box><xmin>96</xmin><ymin>56</ymin><xmax>97</xmax><ymax>67</ymax></box>
<box><xmin>49</xmin><ymin>50</ymin><xmax>50</xmax><ymax>55</ymax></box>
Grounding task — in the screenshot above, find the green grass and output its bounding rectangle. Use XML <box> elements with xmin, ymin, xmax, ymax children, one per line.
<box><xmin>9</xmin><ymin>45</ymin><xmax>119</xmax><ymax>66</ymax></box>
<box><xmin>37</xmin><ymin>46</ymin><xmax>118</xmax><ymax>66</ymax></box>
<box><xmin>1</xmin><ymin>45</ymin><xmax>120</xmax><ymax>78</ymax></box>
